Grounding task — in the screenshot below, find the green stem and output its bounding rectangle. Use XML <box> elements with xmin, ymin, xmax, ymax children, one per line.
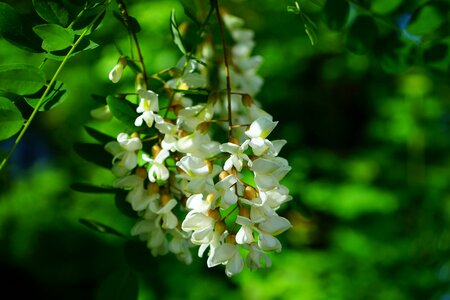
<box><xmin>0</xmin><ymin>26</ymin><xmax>93</xmax><ymax>172</ymax></box>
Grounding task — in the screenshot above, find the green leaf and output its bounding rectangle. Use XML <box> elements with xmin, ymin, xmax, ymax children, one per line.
<box><xmin>84</xmin><ymin>126</ymin><xmax>115</xmax><ymax>144</ymax></box>
<box><xmin>33</xmin><ymin>24</ymin><xmax>74</xmax><ymax>52</ymax></box>
<box><xmin>123</xmin><ymin>241</ymin><xmax>154</xmax><ymax>272</ymax></box>
<box><xmin>115</xmin><ymin>191</ymin><xmax>138</xmax><ymax>219</ymax></box>
<box><xmin>0</xmin><ymin>3</ymin><xmax>43</xmax><ymax>52</ymax></box>
<box><xmin>73</xmin><ymin>142</ymin><xmax>112</xmax><ymax>169</ymax></box>
<box><xmin>71</xmin><ymin>183</ymin><xmax>115</xmax><ymax>193</ymax></box>
<box><xmin>407</xmin><ymin>1</ymin><xmax>448</xmax><ymax>36</ymax></box>
<box><xmin>323</xmin><ymin>0</ymin><xmax>350</xmax><ymax>30</ymax></box>
<box><xmin>170</xmin><ymin>9</ymin><xmax>186</xmax><ymax>54</ymax></box>
<box><xmin>370</xmin><ymin>0</ymin><xmax>403</xmax><ymax>15</ymax></box>
<box><xmin>79</xmin><ymin>218</ymin><xmax>127</xmax><ymax>238</ymax></box>
<box><xmin>106</xmin><ymin>96</ymin><xmax>138</xmax><ymax>127</ymax></box>
<box><xmin>0</xmin><ymin>65</ymin><xmax>46</xmax><ymax>96</ymax></box>
<box><xmin>180</xmin><ymin>0</ymin><xmax>200</xmax><ymax>26</ymax></box>
<box><xmin>346</xmin><ymin>15</ymin><xmax>379</xmax><ymax>55</ymax></box>
<box><xmin>95</xmin><ymin>268</ymin><xmax>139</xmax><ymax>300</ymax></box>
<box><xmin>25</xmin><ymin>81</ymin><xmax>67</xmax><ymax>111</ymax></box>
<box><xmin>0</xmin><ymin>97</ymin><xmax>23</xmax><ymax>141</ymax></box>
<box><xmin>424</xmin><ymin>43</ymin><xmax>448</xmax><ymax>63</ymax></box>
<box><xmin>32</xmin><ymin>0</ymin><xmax>70</xmax><ymax>26</ymax></box>
<box><xmin>45</xmin><ymin>39</ymin><xmax>98</xmax><ymax>61</ymax></box>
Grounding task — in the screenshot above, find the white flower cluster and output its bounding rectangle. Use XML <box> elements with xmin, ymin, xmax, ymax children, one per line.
<box><xmin>102</xmin><ymin>13</ymin><xmax>292</xmax><ymax>277</ymax></box>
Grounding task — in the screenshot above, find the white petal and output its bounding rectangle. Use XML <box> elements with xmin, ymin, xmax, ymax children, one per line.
<box><xmin>258</xmin><ymin>215</ymin><xmax>292</xmax><ymax>235</ymax></box>
<box><xmin>225</xmin><ymin>251</ymin><xmax>244</xmax><ymax>277</ymax></box>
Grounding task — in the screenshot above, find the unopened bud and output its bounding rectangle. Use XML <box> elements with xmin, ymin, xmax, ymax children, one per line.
<box><xmin>226</xmin><ymin>234</ymin><xmax>236</xmax><ymax>244</ymax></box>
<box><xmin>131</xmin><ymin>132</ymin><xmax>140</xmax><ymax>139</ymax></box>
<box><xmin>229</xmin><ymin>137</ymin><xmax>239</xmax><ymax>145</ymax></box>
<box><xmin>196</xmin><ymin>121</ymin><xmax>211</xmax><ymax>134</ymax></box>
<box><xmin>109</xmin><ymin>56</ymin><xmax>128</xmax><ymax>83</ymax></box>
<box><xmin>215</xmin><ymin>221</ymin><xmax>227</xmax><ymax>235</ymax></box>
<box><xmin>219</xmin><ymin>171</ymin><xmax>229</xmax><ymax>181</ymax></box>
<box><xmin>242</xmin><ymin>94</ymin><xmax>255</xmax><ymax>107</ymax></box>
<box><xmin>135</xmin><ymin>72</ymin><xmax>146</xmax><ymax>91</ymax></box>
<box><xmin>239</xmin><ymin>206</ymin><xmax>250</xmax><ymax>218</ymax></box>
<box><xmin>151</xmin><ymin>144</ymin><xmax>161</xmax><ymax>158</ymax></box>
<box><xmin>178</xmin><ymin>130</ymin><xmax>188</xmax><ymax>138</ymax></box>
<box><xmin>244</xmin><ymin>186</ymin><xmax>258</xmax><ymax>200</ymax></box>
<box><xmin>160</xmin><ymin>194</ymin><xmax>171</xmax><ymax>206</ymax></box>
<box><xmin>135</xmin><ymin>167</ymin><xmax>147</xmax><ymax>179</ymax></box>
<box><xmin>206</xmin><ymin>193</ymin><xmax>215</xmax><ymax>204</ymax></box>
<box><xmin>208</xmin><ymin>209</ymin><xmax>221</xmax><ymax>221</ymax></box>
<box><xmin>90</xmin><ymin>105</ymin><xmax>112</xmax><ymax>121</ymax></box>
<box><xmin>206</xmin><ymin>160</ymin><xmax>213</xmax><ymax>173</ymax></box>
<box><xmin>148</xmin><ymin>183</ymin><xmax>159</xmax><ymax>194</ymax></box>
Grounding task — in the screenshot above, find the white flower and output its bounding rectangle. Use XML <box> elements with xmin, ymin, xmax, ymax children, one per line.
<box><xmin>181</xmin><ymin>211</ymin><xmax>215</xmax><ymax>245</ymax></box>
<box><xmin>209</xmin><ymin>243</ymin><xmax>244</xmax><ymax>277</ymax></box>
<box><xmin>109</xmin><ymin>57</ymin><xmax>127</xmax><ymax>83</ymax></box>
<box><xmin>105</xmin><ymin>133</ymin><xmax>142</xmax><ymax>177</ymax></box>
<box><xmin>131</xmin><ymin>210</ymin><xmax>169</xmax><ymax>256</ymax></box>
<box><xmin>135</xmin><ymin>89</ymin><xmax>162</xmax><ymax>127</ymax></box>
<box><xmin>142</xmin><ymin>149</ymin><xmax>170</xmax><ymax>182</ymax></box>
<box><xmin>169</xmin><ymin>229</ymin><xmax>193</xmax><ymax>264</ymax></box>
<box><xmin>165</xmin><ymin>57</ymin><xmax>207</xmax><ymax>91</ymax></box>
<box><xmin>245</xmin><ymin>116</ymin><xmax>278</xmax><ymax>156</ymax></box>
<box><xmin>176</xmin><ymin>131</ymin><xmax>220</xmax><ymax>159</ymax></box>
<box><xmin>150</xmin><ymin>198</ymin><xmax>178</xmax><ymax>229</ymax></box>
<box><xmin>245</xmin><ymin>243</ymin><xmax>272</xmax><ymax>271</ymax></box>
<box><xmin>251</xmin><ymin>156</ymin><xmax>291</xmax><ymax>191</ymax></box>
<box><xmin>90</xmin><ymin>105</ymin><xmax>112</xmax><ymax>121</ymax></box>
<box><xmin>214</xmin><ymin>174</ymin><xmax>238</xmax><ymax>209</ymax></box>
<box><xmin>176</xmin><ymin>155</ymin><xmax>218</xmax><ymax>194</ymax></box>
<box><xmin>257</xmin><ymin>214</ymin><xmax>292</xmax><ymax>236</ymax></box>
<box><xmin>186</xmin><ymin>193</ymin><xmax>212</xmax><ymax>213</ymax></box>
<box><xmin>114</xmin><ymin>174</ymin><xmax>159</xmax><ymax>211</ymax></box>
<box><xmin>155</xmin><ymin>120</ymin><xmax>178</xmax><ymax>151</ymax></box>
<box><xmin>220</xmin><ymin>140</ymin><xmax>251</xmax><ymax>171</ymax></box>
<box><xmin>176</xmin><ymin>103</ymin><xmax>214</xmax><ymax>131</ymax></box>
<box><xmin>235</xmin><ymin>216</ymin><xmax>254</xmax><ymax>244</ymax></box>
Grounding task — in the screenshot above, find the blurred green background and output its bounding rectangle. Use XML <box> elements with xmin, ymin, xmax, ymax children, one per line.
<box><xmin>1</xmin><ymin>0</ymin><xmax>450</xmax><ymax>299</ymax></box>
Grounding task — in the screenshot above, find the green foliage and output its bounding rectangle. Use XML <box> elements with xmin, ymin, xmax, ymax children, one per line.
<box><xmin>71</xmin><ymin>183</ymin><xmax>116</xmax><ymax>194</ymax></box>
<box><xmin>370</xmin><ymin>0</ymin><xmax>403</xmax><ymax>15</ymax></box>
<box><xmin>0</xmin><ymin>64</ymin><xmax>46</xmax><ymax>96</ymax></box>
<box><xmin>33</xmin><ymin>24</ymin><xmax>74</xmax><ymax>51</ymax></box>
<box><xmin>346</xmin><ymin>15</ymin><xmax>379</xmax><ymax>55</ymax></box>
<box><xmin>106</xmin><ymin>96</ymin><xmax>139</xmax><ymax>128</ymax></box>
<box><xmin>95</xmin><ymin>267</ymin><xmax>139</xmax><ymax>300</ymax></box>
<box><xmin>170</xmin><ymin>9</ymin><xmax>187</xmax><ymax>54</ymax></box>
<box><xmin>25</xmin><ymin>81</ymin><xmax>67</xmax><ymax>111</ymax></box>
<box><xmin>323</xmin><ymin>0</ymin><xmax>350</xmax><ymax>31</ymax></box>
<box><xmin>79</xmin><ymin>218</ymin><xmax>127</xmax><ymax>239</ymax></box>
<box><xmin>0</xmin><ymin>97</ymin><xmax>23</xmax><ymax>140</ymax></box>
<box><xmin>407</xmin><ymin>1</ymin><xmax>448</xmax><ymax>35</ymax></box>
<box><xmin>33</xmin><ymin>0</ymin><xmax>70</xmax><ymax>26</ymax></box>
<box><xmin>73</xmin><ymin>142</ymin><xmax>113</xmax><ymax>169</ymax></box>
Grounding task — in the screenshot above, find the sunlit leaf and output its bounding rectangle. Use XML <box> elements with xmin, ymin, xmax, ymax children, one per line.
<box><xmin>346</xmin><ymin>15</ymin><xmax>379</xmax><ymax>55</ymax></box>
<box><xmin>106</xmin><ymin>96</ymin><xmax>138</xmax><ymax>128</ymax></box>
<box><xmin>33</xmin><ymin>24</ymin><xmax>74</xmax><ymax>52</ymax></box>
<box><xmin>0</xmin><ymin>97</ymin><xmax>23</xmax><ymax>141</ymax></box>
<box><xmin>370</xmin><ymin>0</ymin><xmax>403</xmax><ymax>15</ymax></box>
<box><xmin>95</xmin><ymin>268</ymin><xmax>139</xmax><ymax>300</ymax></box>
<box><xmin>73</xmin><ymin>142</ymin><xmax>112</xmax><ymax>169</ymax></box>
<box><xmin>323</xmin><ymin>0</ymin><xmax>350</xmax><ymax>30</ymax></box>
<box><xmin>84</xmin><ymin>126</ymin><xmax>115</xmax><ymax>144</ymax></box>
<box><xmin>0</xmin><ymin>65</ymin><xmax>46</xmax><ymax>96</ymax></box>
<box><xmin>170</xmin><ymin>9</ymin><xmax>186</xmax><ymax>54</ymax></box>
<box><xmin>79</xmin><ymin>218</ymin><xmax>127</xmax><ymax>238</ymax></box>
<box><xmin>25</xmin><ymin>81</ymin><xmax>67</xmax><ymax>111</ymax></box>
<box><xmin>45</xmin><ymin>39</ymin><xmax>99</xmax><ymax>61</ymax></box>
<box><xmin>32</xmin><ymin>0</ymin><xmax>70</xmax><ymax>26</ymax></box>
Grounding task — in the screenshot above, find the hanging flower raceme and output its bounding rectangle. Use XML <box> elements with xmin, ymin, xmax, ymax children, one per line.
<box><xmin>86</xmin><ymin>6</ymin><xmax>294</xmax><ymax>278</ymax></box>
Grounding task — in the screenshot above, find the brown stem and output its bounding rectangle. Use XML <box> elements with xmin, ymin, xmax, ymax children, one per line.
<box><xmin>211</xmin><ymin>0</ymin><xmax>233</xmax><ymax>140</ymax></box>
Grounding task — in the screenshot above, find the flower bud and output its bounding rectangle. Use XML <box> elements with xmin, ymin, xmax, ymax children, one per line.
<box><xmin>219</xmin><ymin>171</ymin><xmax>229</xmax><ymax>181</ymax></box>
<box><xmin>242</xmin><ymin>94</ymin><xmax>255</xmax><ymax>107</ymax></box>
<box><xmin>239</xmin><ymin>206</ymin><xmax>250</xmax><ymax>218</ymax></box>
<box><xmin>109</xmin><ymin>56</ymin><xmax>127</xmax><ymax>83</ymax></box>
<box><xmin>226</xmin><ymin>234</ymin><xmax>237</xmax><ymax>244</ymax></box>
<box><xmin>135</xmin><ymin>167</ymin><xmax>147</xmax><ymax>179</ymax></box>
<box><xmin>135</xmin><ymin>72</ymin><xmax>146</xmax><ymax>91</ymax></box>
<box><xmin>131</xmin><ymin>132</ymin><xmax>140</xmax><ymax>139</ymax></box>
<box><xmin>160</xmin><ymin>194</ymin><xmax>171</xmax><ymax>206</ymax></box>
<box><xmin>208</xmin><ymin>209</ymin><xmax>221</xmax><ymax>221</ymax></box>
<box><xmin>90</xmin><ymin>105</ymin><xmax>112</xmax><ymax>121</ymax></box>
<box><xmin>148</xmin><ymin>183</ymin><xmax>159</xmax><ymax>194</ymax></box>
<box><xmin>151</xmin><ymin>144</ymin><xmax>161</xmax><ymax>158</ymax></box>
<box><xmin>214</xmin><ymin>221</ymin><xmax>227</xmax><ymax>235</ymax></box>
<box><xmin>206</xmin><ymin>193</ymin><xmax>215</xmax><ymax>204</ymax></box>
<box><xmin>196</xmin><ymin>121</ymin><xmax>211</xmax><ymax>134</ymax></box>
<box><xmin>244</xmin><ymin>186</ymin><xmax>258</xmax><ymax>200</ymax></box>
<box><xmin>229</xmin><ymin>137</ymin><xmax>239</xmax><ymax>145</ymax></box>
